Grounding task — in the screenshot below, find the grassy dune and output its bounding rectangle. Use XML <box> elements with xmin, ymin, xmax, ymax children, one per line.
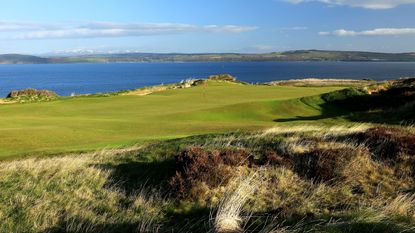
<box><xmin>0</xmin><ymin>81</ymin><xmax>342</xmax><ymax>158</ymax></box>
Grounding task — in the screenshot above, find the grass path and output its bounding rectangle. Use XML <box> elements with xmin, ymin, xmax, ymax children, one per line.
<box><xmin>0</xmin><ymin>81</ymin><xmax>343</xmax><ymax>159</ymax></box>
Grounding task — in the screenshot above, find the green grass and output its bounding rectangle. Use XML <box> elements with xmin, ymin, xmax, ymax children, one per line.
<box><xmin>0</xmin><ymin>81</ymin><xmax>343</xmax><ymax>159</ymax></box>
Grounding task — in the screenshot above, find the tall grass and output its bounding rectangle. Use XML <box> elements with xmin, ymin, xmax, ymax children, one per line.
<box><xmin>1</xmin><ymin>124</ymin><xmax>415</xmax><ymax>232</ymax></box>
<box><xmin>199</xmin><ymin>124</ymin><xmax>415</xmax><ymax>232</ymax></box>
<box><xmin>0</xmin><ymin>149</ymin><xmax>166</xmax><ymax>232</ymax></box>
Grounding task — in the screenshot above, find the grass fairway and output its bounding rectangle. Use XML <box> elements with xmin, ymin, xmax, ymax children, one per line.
<box><xmin>0</xmin><ymin>81</ymin><xmax>343</xmax><ymax>158</ymax></box>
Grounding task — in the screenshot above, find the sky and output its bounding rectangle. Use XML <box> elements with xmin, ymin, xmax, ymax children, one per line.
<box><xmin>0</xmin><ymin>0</ymin><xmax>415</xmax><ymax>54</ymax></box>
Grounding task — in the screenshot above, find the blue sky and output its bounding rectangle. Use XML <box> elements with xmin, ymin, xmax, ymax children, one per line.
<box><xmin>1</xmin><ymin>0</ymin><xmax>415</xmax><ymax>54</ymax></box>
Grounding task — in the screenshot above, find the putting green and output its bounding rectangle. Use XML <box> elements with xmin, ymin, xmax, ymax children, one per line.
<box><xmin>0</xmin><ymin>81</ymin><xmax>343</xmax><ymax>159</ymax></box>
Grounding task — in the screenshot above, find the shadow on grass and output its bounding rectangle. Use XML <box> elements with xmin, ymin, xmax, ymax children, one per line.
<box><xmin>41</xmin><ymin>216</ymin><xmax>408</xmax><ymax>233</ymax></box>
<box><xmin>101</xmin><ymin>134</ymin><xmax>226</xmax><ymax>194</ymax></box>
<box><xmin>38</xmin><ymin>216</ymin><xmax>148</xmax><ymax>233</ymax></box>
<box><xmin>274</xmin><ymin>114</ymin><xmax>341</xmax><ymax>122</ymax></box>
<box><xmin>104</xmin><ymin>159</ymin><xmax>176</xmax><ymax>195</ymax></box>
<box><xmin>317</xmin><ymin>222</ymin><xmax>406</xmax><ymax>233</ymax></box>
<box><xmin>274</xmin><ymin>85</ymin><xmax>415</xmax><ymax>124</ymax></box>
<box><xmin>41</xmin><ymin>215</ymin><xmax>211</xmax><ymax>233</ymax></box>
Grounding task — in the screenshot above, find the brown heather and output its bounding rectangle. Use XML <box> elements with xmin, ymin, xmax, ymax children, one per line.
<box><xmin>169</xmin><ymin>147</ymin><xmax>253</xmax><ymax>200</ymax></box>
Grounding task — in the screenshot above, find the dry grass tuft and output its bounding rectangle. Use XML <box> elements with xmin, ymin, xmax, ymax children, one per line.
<box><xmin>213</xmin><ymin>172</ymin><xmax>261</xmax><ymax>233</ymax></box>
<box><xmin>262</xmin><ymin>124</ymin><xmax>370</xmax><ymax>137</ymax></box>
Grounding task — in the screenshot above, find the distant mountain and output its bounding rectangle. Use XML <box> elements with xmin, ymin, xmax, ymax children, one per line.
<box><xmin>0</xmin><ymin>54</ymin><xmax>49</xmax><ymax>64</ymax></box>
<box><xmin>2</xmin><ymin>50</ymin><xmax>415</xmax><ymax>64</ymax></box>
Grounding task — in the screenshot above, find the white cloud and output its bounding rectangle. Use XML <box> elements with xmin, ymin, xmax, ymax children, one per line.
<box><xmin>319</xmin><ymin>28</ymin><xmax>415</xmax><ymax>36</ymax></box>
<box><xmin>284</xmin><ymin>0</ymin><xmax>415</xmax><ymax>9</ymax></box>
<box><xmin>318</xmin><ymin>31</ymin><xmax>331</xmax><ymax>36</ymax></box>
<box><xmin>0</xmin><ymin>22</ymin><xmax>59</xmax><ymax>31</ymax></box>
<box><xmin>0</xmin><ymin>21</ymin><xmax>257</xmax><ymax>40</ymax></box>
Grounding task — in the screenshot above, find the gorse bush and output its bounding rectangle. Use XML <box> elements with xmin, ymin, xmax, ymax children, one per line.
<box><xmin>321</xmin><ymin>78</ymin><xmax>415</xmax><ymax>118</ymax></box>
<box><xmin>6</xmin><ymin>88</ymin><xmax>58</xmax><ymax>102</ymax></box>
<box><xmin>322</xmin><ymin>87</ymin><xmax>367</xmax><ymax>103</ymax></box>
<box><xmin>208</xmin><ymin>74</ymin><xmax>237</xmax><ymax>82</ymax></box>
<box><xmin>7</xmin><ymin>88</ymin><xmax>57</xmax><ymax>98</ymax></box>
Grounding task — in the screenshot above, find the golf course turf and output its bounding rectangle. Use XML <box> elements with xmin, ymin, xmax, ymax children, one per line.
<box><xmin>0</xmin><ymin>81</ymin><xmax>344</xmax><ymax>159</ymax></box>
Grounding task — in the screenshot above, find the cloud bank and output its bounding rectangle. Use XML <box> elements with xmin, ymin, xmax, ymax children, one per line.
<box><xmin>0</xmin><ymin>21</ymin><xmax>257</xmax><ymax>40</ymax></box>
<box><xmin>285</xmin><ymin>0</ymin><xmax>415</xmax><ymax>9</ymax></box>
<box><xmin>319</xmin><ymin>28</ymin><xmax>415</xmax><ymax>36</ymax></box>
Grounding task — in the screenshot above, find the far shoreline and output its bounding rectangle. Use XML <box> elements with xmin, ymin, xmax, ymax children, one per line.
<box><xmin>3</xmin><ymin>60</ymin><xmax>415</xmax><ymax>66</ymax></box>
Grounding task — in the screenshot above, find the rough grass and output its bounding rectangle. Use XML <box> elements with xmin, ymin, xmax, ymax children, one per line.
<box><xmin>0</xmin><ymin>149</ymin><xmax>167</xmax><ymax>233</ymax></box>
<box><xmin>170</xmin><ymin>125</ymin><xmax>415</xmax><ymax>232</ymax></box>
<box><xmin>267</xmin><ymin>78</ymin><xmax>374</xmax><ymax>87</ymax></box>
<box><xmin>1</xmin><ymin>124</ymin><xmax>415</xmax><ymax>232</ymax></box>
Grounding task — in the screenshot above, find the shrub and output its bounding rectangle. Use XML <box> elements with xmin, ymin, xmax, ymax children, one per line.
<box><xmin>322</xmin><ymin>87</ymin><xmax>367</xmax><ymax>103</ymax></box>
<box><xmin>6</xmin><ymin>88</ymin><xmax>58</xmax><ymax>102</ymax></box>
<box><xmin>208</xmin><ymin>74</ymin><xmax>237</xmax><ymax>82</ymax></box>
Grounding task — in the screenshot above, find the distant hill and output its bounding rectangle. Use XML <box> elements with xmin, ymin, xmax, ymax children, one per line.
<box><xmin>2</xmin><ymin>50</ymin><xmax>415</xmax><ymax>64</ymax></box>
<box><xmin>0</xmin><ymin>54</ymin><xmax>49</xmax><ymax>64</ymax></box>
<box><xmin>48</xmin><ymin>50</ymin><xmax>415</xmax><ymax>62</ymax></box>
<box><xmin>279</xmin><ymin>50</ymin><xmax>415</xmax><ymax>61</ymax></box>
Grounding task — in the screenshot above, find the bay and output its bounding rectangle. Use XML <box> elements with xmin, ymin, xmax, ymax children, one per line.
<box><xmin>1</xmin><ymin>61</ymin><xmax>415</xmax><ymax>96</ymax></box>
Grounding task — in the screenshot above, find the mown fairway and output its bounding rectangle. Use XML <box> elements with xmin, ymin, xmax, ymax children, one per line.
<box><xmin>0</xmin><ymin>81</ymin><xmax>343</xmax><ymax>158</ymax></box>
